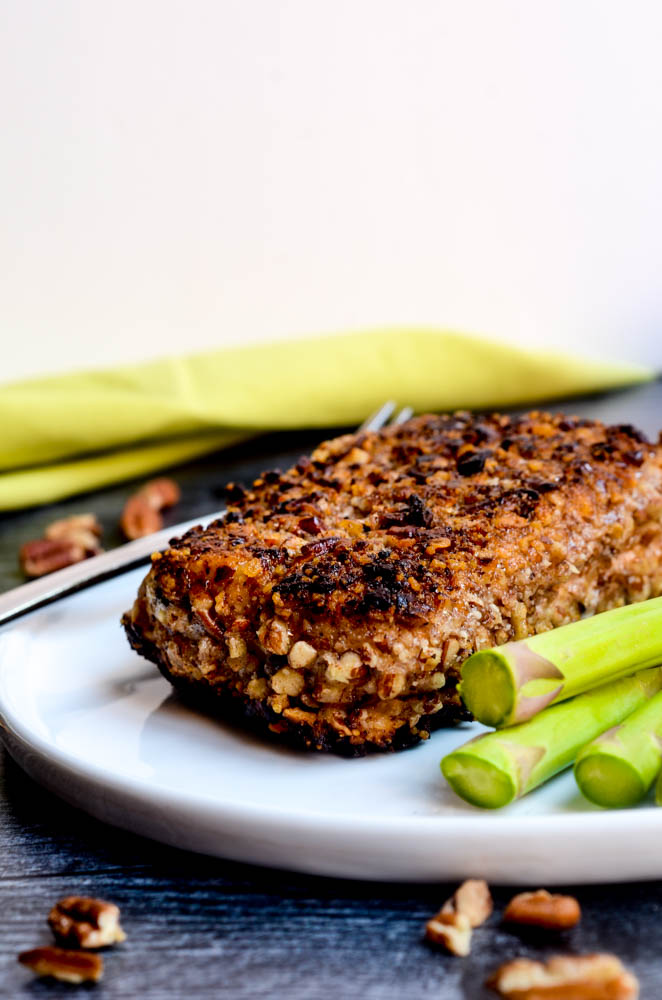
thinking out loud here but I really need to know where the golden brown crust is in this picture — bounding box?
[123,411,662,752]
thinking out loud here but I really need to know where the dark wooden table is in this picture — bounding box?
[2,383,662,999]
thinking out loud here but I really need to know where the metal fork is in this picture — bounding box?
[0,402,414,627]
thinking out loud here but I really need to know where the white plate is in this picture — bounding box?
[2,560,662,885]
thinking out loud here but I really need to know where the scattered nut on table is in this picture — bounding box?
[120,477,181,539]
[18,946,104,984]
[425,878,493,956]
[48,895,126,949]
[503,889,581,931]
[45,513,103,554]
[19,514,104,577]
[20,538,85,577]
[487,952,639,999]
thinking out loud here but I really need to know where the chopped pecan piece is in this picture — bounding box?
[441,878,493,928]
[487,952,639,999]
[262,617,292,655]
[18,946,103,984]
[425,878,492,956]
[121,477,181,539]
[48,895,126,948]
[504,889,581,930]
[426,917,472,957]
[288,640,317,669]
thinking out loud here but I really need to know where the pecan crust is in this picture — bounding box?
[123,411,662,752]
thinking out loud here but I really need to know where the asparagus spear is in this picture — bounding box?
[574,689,662,807]
[655,766,662,806]
[459,596,662,728]
[441,666,662,809]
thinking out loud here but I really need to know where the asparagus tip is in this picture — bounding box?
[441,751,517,809]
[459,650,516,728]
[575,753,648,809]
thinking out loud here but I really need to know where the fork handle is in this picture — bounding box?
[0,511,223,628]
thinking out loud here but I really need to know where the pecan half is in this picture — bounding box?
[18,946,103,984]
[48,896,126,948]
[20,538,87,578]
[20,513,104,578]
[487,952,639,999]
[425,878,492,956]
[121,477,181,539]
[45,514,103,555]
[504,889,581,930]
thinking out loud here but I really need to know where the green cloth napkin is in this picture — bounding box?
[0,329,651,511]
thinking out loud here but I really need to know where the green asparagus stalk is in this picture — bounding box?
[655,766,662,806]
[459,596,662,728]
[575,690,662,808]
[441,666,662,809]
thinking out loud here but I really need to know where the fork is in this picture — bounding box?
[0,403,414,627]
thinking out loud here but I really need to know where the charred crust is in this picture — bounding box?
[613,423,649,444]
[142,410,662,625]
[122,612,162,665]
[379,494,433,528]
[456,449,490,476]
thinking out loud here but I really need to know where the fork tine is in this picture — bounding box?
[358,400,397,433]
[390,406,414,426]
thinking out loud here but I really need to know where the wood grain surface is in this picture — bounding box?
[1,384,662,998]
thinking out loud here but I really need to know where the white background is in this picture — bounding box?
[2,0,661,382]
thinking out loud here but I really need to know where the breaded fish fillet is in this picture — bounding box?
[123,411,662,754]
